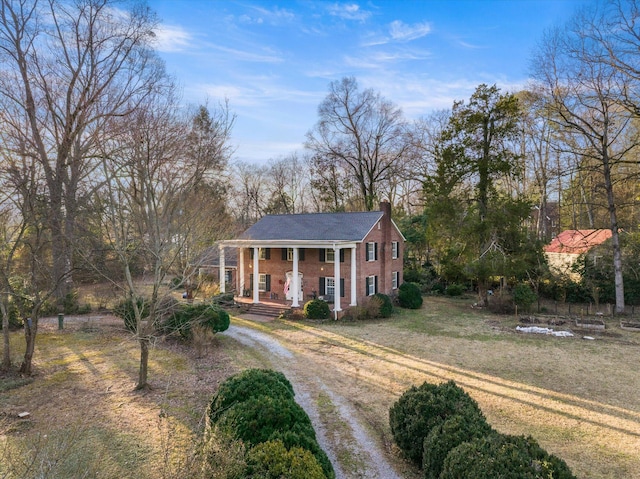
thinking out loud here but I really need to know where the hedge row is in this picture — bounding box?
[209,369,334,479]
[389,380,575,479]
[113,297,229,337]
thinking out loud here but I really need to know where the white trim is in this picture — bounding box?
[392,271,399,289]
[252,247,260,303]
[350,246,357,306]
[219,245,226,293]
[292,248,300,307]
[333,245,341,315]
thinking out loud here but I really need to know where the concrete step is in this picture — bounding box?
[247,303,287,318]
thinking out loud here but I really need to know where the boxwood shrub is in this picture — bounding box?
[246,439,326,479]
[165,302,230,339]
[209,369,294,423]
[440,433,576,479]
[209,369,335,479]
[304,299,330,320]
[388,380,485,467]
[397,282,423,309]
[422,412,493,479]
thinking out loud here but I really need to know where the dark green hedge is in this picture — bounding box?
[113,297,149,332]
[440,433,576,479]
[389,380,487,468]
[397,282,423,309]
[304,299,330,320]
[164,302,230,339]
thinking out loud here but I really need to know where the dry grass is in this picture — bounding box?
[249,295,640,479]
[1,294,639,478]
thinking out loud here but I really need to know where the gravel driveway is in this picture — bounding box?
[224,323,402,479]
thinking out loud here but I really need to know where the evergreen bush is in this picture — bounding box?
[422,412,493,479]
[513,283,537,312]
[445,283,465,296]
[373,293,393,317]
[397,282,423,309]
[113,296,149,332]
[388,380,485,467]
[304,299,330,320]
[165,302,230,339]
[440,433,576,479]
[246,439,326,479]
[209,369,294,423]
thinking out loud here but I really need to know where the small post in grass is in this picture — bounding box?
[58,313,64,330]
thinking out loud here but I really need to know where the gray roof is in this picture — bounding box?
[237,211,384,242]
[196,245,238,267]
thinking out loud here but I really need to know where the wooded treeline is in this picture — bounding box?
[2,0,640,382]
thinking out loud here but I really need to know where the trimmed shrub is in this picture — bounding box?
[246,439,326,479]
[440,433,576,479]
[397,282,423,309]
[165,302,230,339]
[217,395,333,478]
[209,369,295,423]
[445,283,466,296]
[304,299,330,320]
[389,380,485,468]
[373,293,393,318]
[422,413,493,479]
[113,296,149,332]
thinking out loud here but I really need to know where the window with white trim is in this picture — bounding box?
[258,248,267,260]
[225,270,232,283]
[287,248,294,261]
[392,241,399,259]
[366,242,376,261]
[325,277,335,297]
[392,271,399,289]
[366,275,376,296]
[325,249,335,263]
[258,273,267,292]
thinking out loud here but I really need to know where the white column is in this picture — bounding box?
[350,246,357,306]
[239,247,245,296]
[334,246,341,314]
[219,245,226,293]
[253,247,260,304]
[292,247,300,307]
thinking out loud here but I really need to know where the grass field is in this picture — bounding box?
[1,295,639,478]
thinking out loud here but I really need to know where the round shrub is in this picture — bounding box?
[304,299,330,320]
[422,412,493,479]
[373,293,393,318]
[445,283,466,296]
[397,282,423,309]
[440,433,576,479]
[209,369,295,423]
[246,439,326,479]
[217,395,334,479]
[217,395,316,447]
[389,380,485,468]
[166,302,230,339]
[113,296,149,332]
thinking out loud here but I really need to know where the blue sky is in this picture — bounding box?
[148,0,586,164]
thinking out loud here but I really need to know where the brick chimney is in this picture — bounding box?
[379,201,392,292]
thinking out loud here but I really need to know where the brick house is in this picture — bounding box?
[217,201,404,313]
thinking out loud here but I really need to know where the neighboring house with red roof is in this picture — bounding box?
[217,201,404,315]
[544,229,612,279]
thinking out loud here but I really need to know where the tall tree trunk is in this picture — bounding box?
[603,153,625,314]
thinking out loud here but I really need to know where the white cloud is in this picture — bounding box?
[152,24,193,52]
[389,20,432,42]
[327,3,372,22]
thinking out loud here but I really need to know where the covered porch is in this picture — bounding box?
[216,240,359,314]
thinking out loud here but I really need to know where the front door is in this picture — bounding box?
[284,271,304,301]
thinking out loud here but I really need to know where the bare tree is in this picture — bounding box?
[230,161,269,227]
[264,153,309,214]
[306,77,410,211]
[0,0,162,302]
[531,5,640,314]
[96,91,234,389]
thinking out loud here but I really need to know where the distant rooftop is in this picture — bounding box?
[544,229,612,254]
